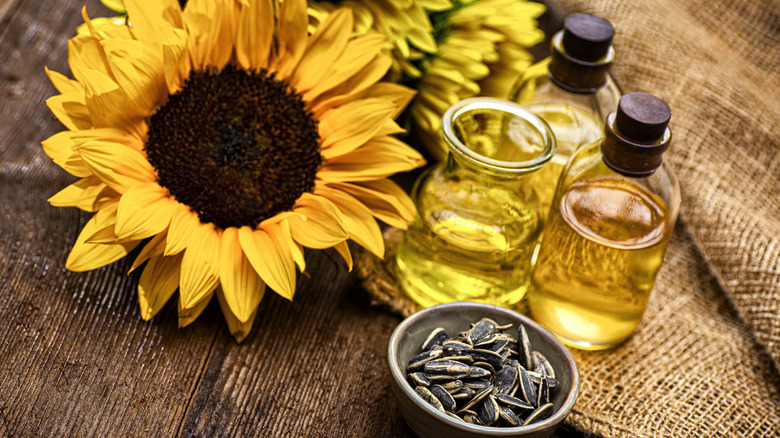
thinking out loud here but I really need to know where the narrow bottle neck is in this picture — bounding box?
[548,31,615,94]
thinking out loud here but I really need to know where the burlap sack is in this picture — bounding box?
[357,0,780,435]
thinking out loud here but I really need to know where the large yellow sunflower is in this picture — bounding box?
[43,0,425,342]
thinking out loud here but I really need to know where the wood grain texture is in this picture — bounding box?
[0,1,582,437]
[0,1,219,437]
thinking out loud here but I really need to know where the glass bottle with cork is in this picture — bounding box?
[529,92,680,350]
[395,98,556,309]
[510,13,621,214]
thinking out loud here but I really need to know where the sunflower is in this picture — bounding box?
[307,0,452,82]
[408,0,546,160]
[43,0,425,342]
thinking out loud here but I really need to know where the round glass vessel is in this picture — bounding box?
[395,98,556,309]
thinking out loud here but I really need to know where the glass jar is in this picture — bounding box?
[529,92,681,350]
[395,98,556,309]
[510,13,622,215]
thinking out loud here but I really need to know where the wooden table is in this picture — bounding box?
[0,1,581,436]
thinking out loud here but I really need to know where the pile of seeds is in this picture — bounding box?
[406,318,559,427]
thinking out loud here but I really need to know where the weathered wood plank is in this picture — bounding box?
[178,250,416,437]
[0,2,220,436]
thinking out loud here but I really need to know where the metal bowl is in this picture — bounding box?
[387,302,579,438]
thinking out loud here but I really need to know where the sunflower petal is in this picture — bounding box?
[273,0,308,79]
[314,185,384,258]
[81,68,145,136]
[130,229,169,272]
[101,38,166,115]
[178,291,213,327]
[291,7,352,92]
[66,213,140,272]
[237,224,296,301]
[302,33,387,102]
[318,136,425,182]
[319,99,397,159]
[76,140,156,193]
[138,252,183,320]
[46,93,92,132]
[183,0,234,70]
[333,240,353,271]
[115,183,175,240]
[328,180,416,229]
[165,203,199,256]
[311,55,393,115]
[41,131,92,177]
[67,35,112,85]
[124,0,183,43]
[236,0,273,70]
[179,224,221,309]
[45,66,83,94]
[216,287,260,343]
[48,176,118,212]
[287,193,349,249]
[219,227,266,323]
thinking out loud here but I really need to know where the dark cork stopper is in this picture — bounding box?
[615,92,672,141]
[562,13,615,61]
[548,13,616,93]
[602,93,673,177]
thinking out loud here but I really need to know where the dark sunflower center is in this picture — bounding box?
[144,66,321,230]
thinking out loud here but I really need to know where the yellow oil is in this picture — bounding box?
[395,178,542,309]
[525,103,602,215]
[529,176,671,350]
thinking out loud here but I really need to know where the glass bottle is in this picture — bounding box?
[510,13,622,214]
[395,98,556,309]
[529,92,680,350]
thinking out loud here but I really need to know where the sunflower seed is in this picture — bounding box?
[537,376,550,406]
[518,325,533,370]
[468,319,497,345]
[460,385,493,411]
[476,395,500,426]
[451,386,475,400]
[517,366,537,408]
[424,359,470,379]
[532,351,555,379]
[415,386,444,413]
[487,339,509,353]
[462,378,491,389]
[429,384,457,412]
[493,366,518,395]
[494,393,534,411]
[524,403,554,425]
[407,372,431,387]
[499,406,522,426]
[467,348,503,371]
[468,366,492,379]
[407,348,443,371]
[422,327,449,351]
[442,340,471,355]
[440,379,463,393]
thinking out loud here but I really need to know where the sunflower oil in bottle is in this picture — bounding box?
[510,13,621,214]
[529,92,680,350]
[395,98,556,309]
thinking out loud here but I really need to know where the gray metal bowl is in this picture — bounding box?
[387,302,579,438]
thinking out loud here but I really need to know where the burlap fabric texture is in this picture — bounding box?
[356,0,780,436]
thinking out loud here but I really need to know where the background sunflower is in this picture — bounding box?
[45,0,424,342]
